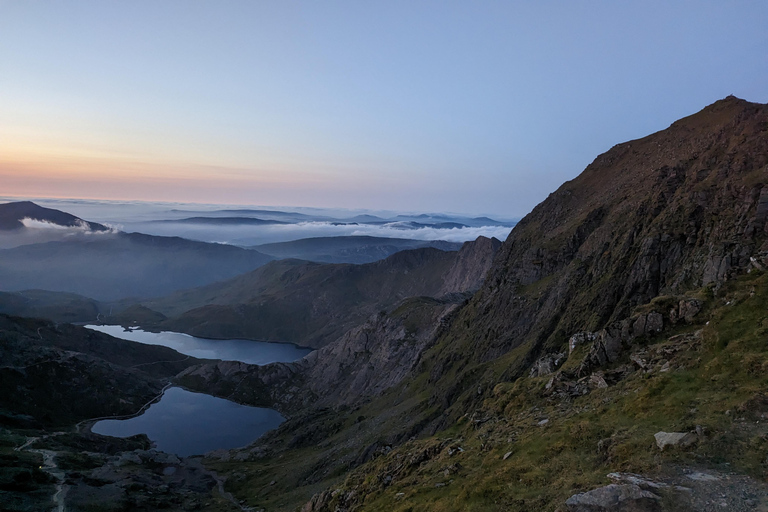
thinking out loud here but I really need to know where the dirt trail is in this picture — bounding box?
[16,435,68,512]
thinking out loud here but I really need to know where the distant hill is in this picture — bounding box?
[154,216,287,226]
[252,235,462,263]
[0,200,109,231]
[0,232,274,301]
[137,236,501,348]
[0,290,104,323]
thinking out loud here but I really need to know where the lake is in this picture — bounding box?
[85,324,312,364]
[86,325,309,456]
[92,387,284,456]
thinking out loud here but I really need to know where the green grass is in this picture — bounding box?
[277,271,768,511]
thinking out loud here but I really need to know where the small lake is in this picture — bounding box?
[85,324,312,364]
[92,387,284,456]
[85,326,308,455]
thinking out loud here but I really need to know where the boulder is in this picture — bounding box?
[529,352,566,377]
[678,299,701,323]
[565,483,662,511]
[115,451,142,466]
[570,332,597,354]
[654,431,697,451]
[645,312,663,334]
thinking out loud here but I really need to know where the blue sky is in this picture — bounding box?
[1,1,766,216]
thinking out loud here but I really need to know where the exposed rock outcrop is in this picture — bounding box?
[565,484,662,512]
[303,298,461,405]
[654,431,698,451]
[438,236,502,296]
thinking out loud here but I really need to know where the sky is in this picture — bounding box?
[1,1,767,218]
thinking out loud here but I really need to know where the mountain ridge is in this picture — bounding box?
[191,96,768,511]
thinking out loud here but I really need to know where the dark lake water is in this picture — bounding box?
[86,326,308,456]
[92,387,284,456]
[85,324,312,364]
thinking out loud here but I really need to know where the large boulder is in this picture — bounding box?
[654,431,697,451]
[565,483,662,512]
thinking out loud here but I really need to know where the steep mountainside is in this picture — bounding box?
[429,95,768,388]
[139,237,500,348]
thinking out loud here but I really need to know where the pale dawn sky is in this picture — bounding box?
[1,1,767,216]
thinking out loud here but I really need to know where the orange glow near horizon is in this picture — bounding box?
[0,148,394,208]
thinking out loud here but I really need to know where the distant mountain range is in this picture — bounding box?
[252,235,462,264]
[154,210,516,229]
[0,201,494,300]
[133,236,501,348]
[153,216,288,226]
[0,232,274,300]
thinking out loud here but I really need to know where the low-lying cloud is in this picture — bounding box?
[0,218,120,249]
[124,220,512,246]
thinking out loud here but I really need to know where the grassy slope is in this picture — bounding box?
[312,272,768,511]
[211,271,768,511]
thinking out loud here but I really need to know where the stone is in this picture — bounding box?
[152,452,181,465]
[590,372,609,389]
[678,299,701,323]
[684,472,719,482]
[606,473,665,490]
[645,312,663,334]
[654,431,697,451]
[529,352,566,377]
[632,316,647,338]
[570,332,597,354]
[115,452,142,466]
[565,483,662,511]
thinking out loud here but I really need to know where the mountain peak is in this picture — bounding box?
[0,201,109,231]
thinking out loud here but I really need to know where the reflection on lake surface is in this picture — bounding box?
[86,324,312,364]
[92,387,284,456]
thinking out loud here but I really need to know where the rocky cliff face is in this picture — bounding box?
[429,97,768,385]
[302,297,461,405]
[438,236,502,296]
